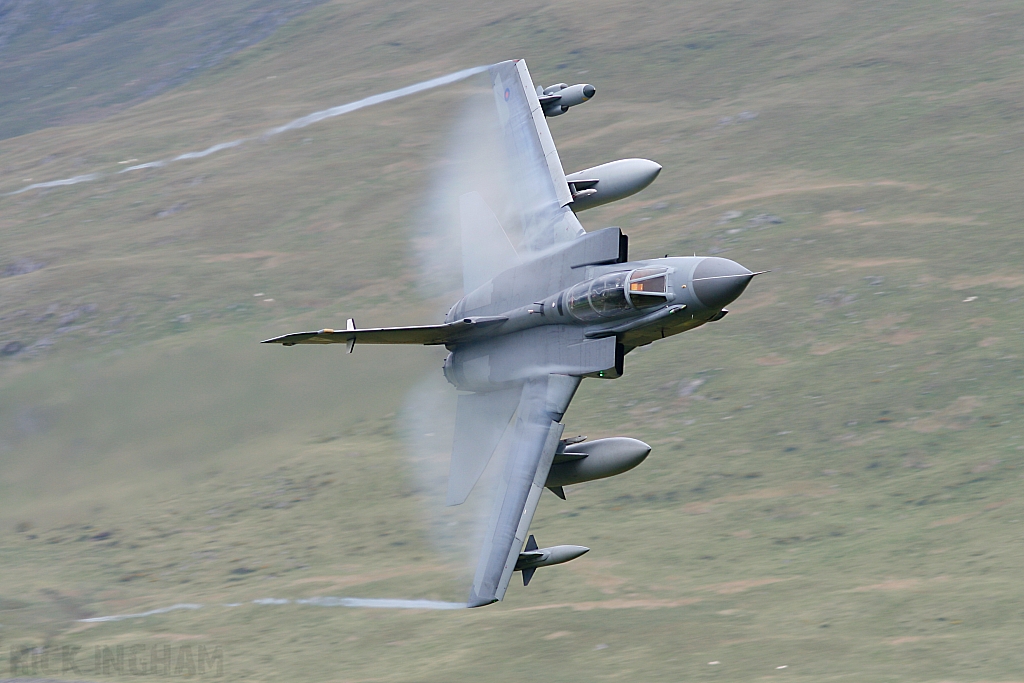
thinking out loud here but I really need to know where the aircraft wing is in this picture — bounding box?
[467,373,581,607]
[489,60,585,253]
[261,316,507,347]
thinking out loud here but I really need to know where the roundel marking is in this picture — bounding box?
[504,88,511,101]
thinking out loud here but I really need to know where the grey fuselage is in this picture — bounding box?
[444,255,754,358]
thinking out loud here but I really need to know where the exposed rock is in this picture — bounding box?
[716,111,758,126]
[746,213,784,228]
[2,258,45,277]
[678,378,706,398]
[156,202,187,218]
[716,210,743,224]
[1,341,24,356]
[816,290,857,307]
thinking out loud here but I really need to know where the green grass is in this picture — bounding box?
[2,0,1024,680]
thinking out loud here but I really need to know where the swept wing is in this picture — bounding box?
[260,316,506,347]
[489,59,585,253]
[460,61,594,606]
[468,374,580,607]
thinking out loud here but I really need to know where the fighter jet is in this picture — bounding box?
[263,59,759,607]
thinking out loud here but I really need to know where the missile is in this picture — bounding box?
[545,436,651,495]
[565,158,662,212]
[515,535,590,586]
[538,83,595,117]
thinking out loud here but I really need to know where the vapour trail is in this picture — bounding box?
[6,65,489,195]
[295,597,467,609]
[263,65,488,136]
[79,603,203,623]
[7,173,100,195]
[79,597,466,622]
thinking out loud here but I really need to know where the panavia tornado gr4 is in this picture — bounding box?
[264,59,760,607]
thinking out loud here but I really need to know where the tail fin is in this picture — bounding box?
[459,191,519,293]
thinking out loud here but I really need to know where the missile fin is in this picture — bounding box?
[346,318,356,353]
[548,486,566,500]
[524,534,538,552]
[522,567,536,586]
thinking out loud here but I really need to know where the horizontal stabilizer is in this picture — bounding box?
[262,316,507,347]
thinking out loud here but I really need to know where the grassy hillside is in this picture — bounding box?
[0,0,327,140]
[2,0,1024,681]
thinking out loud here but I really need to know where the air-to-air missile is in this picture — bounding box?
[514,534,590,586]
[538,82,596,117]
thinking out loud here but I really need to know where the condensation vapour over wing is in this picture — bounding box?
[401,374,482,596]
[401,372,517,599]
[5,65,489,196]
[410,84,519,300]
[402,79,541,595]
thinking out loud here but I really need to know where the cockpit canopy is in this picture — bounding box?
[566,267,670,322]
[628,268,668,297]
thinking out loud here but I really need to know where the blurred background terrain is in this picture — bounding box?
[1,0,1024,680]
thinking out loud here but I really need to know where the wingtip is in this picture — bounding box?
[261,336,298,345]
[466,591,499,608]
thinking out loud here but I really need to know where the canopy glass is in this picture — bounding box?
[566,267,669,322]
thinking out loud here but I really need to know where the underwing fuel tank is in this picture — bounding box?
[545,437,651,489]
[565,159,662,212]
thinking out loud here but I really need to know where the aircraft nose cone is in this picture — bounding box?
[691,257,754,310]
